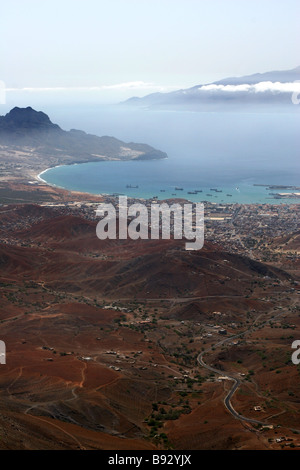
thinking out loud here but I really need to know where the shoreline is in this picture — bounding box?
[35,164,107,199]
[36,164,66,185]
[1,176,299,208]
[35,162,300,205]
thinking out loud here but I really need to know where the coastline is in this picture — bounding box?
[36,165,65,185]
[36,160,300,205]
[35,164,107,200]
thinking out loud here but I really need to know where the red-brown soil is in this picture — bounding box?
[0,203,299,450]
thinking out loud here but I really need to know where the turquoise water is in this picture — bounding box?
[41,160,300,204]
[41,107,300,204]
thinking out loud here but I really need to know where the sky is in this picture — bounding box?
[1,0,300,104]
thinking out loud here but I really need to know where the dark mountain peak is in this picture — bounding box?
[0,107,167,161]
[0,106,61,131]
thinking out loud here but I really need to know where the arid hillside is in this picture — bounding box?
[0,203,299,450]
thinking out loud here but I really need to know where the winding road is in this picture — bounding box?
[198,351,266,426]
[197,301,300,431]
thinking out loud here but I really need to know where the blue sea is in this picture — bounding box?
[40,105,300,204]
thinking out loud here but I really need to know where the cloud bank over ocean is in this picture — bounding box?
[6,81,300,95]
[2,82,180,106]
[5,82,179,94]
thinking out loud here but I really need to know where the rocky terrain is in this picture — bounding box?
[0,196,299,450]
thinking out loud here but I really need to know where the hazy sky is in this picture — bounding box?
[1,0,300,103]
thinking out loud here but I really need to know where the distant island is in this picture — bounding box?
[0,107,167,182]
[253,184,300,199]
[123,66,300,111]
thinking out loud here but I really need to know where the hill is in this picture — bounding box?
[0,202,299,449]
[0,107,167,181]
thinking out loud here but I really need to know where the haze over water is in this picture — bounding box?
[41,105,300,204]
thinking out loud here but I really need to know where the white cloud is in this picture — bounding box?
[101,81,160,90]
[199,81,300,93]
[5,81,178,93]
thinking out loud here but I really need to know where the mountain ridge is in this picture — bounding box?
[123,66,300,110]
[0,106,167,161]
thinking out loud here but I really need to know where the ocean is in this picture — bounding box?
[40,105,300,204]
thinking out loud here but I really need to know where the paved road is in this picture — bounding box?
[197,302,300,431]
[197,351,266,426]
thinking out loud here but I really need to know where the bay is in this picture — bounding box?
[41,106,300,204]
